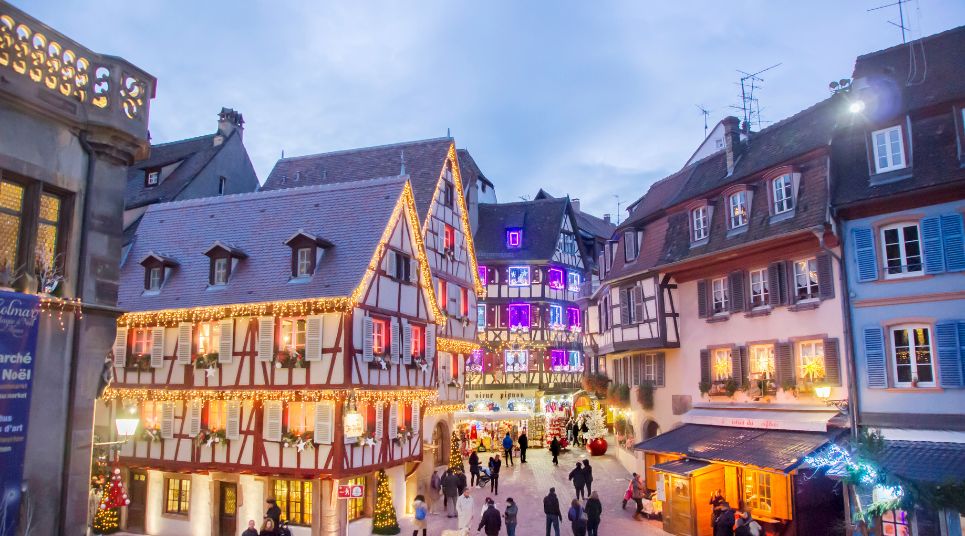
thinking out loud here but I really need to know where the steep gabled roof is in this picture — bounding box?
[474,198,570,262]
[262,137,453,219]
[457,149,493,192]
[119,176,408,312]
[125,133,227,209]
[530,189,616,240]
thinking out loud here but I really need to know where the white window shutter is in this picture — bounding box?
[176,323,193,365]
[256,316,275,361]
[425,327,436,361]
[263,400,282,441]
[150,327,165,368]
[390,318,401,363]
[375,404,384,441]
[218,319,234,363]
[440,356,450,383]
[226,400,241,440]
[362,316,374,362]
[314,401,334,444]
[402,321,412,365]
[305,315,324,361]
[388,402,399,439]
[113,327,128,367]
[187,400,202,437]
[411,402,420,434]
[160,402,175,439]
[409,257,418,283]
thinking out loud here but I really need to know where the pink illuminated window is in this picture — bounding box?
[468,349,484,372]
[478,265,487,283]
[506,228,522,248]
[567,307,581,331]
[508,304,531,331]
[551,349,567,371]
[548,267,565,290]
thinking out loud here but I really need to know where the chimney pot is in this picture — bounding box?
[572,198,581,213]
[604,214,611,224]
[217,107,245,140]
[722,116,742,175]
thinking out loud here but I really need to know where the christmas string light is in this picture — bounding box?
[101,386,438,406]
[425,403,465,416]
[372,469,401,534]
[39,296,83,330]
[437,337,480,354]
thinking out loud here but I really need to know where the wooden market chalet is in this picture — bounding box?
[102,176,447,535]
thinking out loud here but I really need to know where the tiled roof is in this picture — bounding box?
[651,458,711,476]
[457,149,492,191]
[125,133,226,209]
[119,176,407,312]
[622,163,701,228]
[261,137,453,220]
[474,198,569,262]
[531,189,616,240]
[635,424,838,473]
[876,440,965,484]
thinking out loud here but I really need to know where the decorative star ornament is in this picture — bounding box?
[379,360,387,370]
[205,367,217,378]
[296,439,306,452]
[419,363,428,373]
[365,437,377,447]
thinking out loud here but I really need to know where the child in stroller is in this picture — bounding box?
[476,465,492,488]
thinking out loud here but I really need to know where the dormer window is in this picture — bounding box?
[296,248,312,277]
[145,169,160,187]
[772,174,794,214]
[213,258,229,285]
[506,228,523,249]
[872,125,906,173]
[204,241,247,287]
[284,230,332,280]
[148,267,162,290]
[442,180,454,208]
[624,229,639,261]
[140,252,179,292]
[691,205,709,242]
[728,191,748,228]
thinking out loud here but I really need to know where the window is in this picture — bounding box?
[274,480,312,526]
[890,325,935,387]
[744,470,772,514]
[36,193,62,269]
[728,191,748,228]
[207,400,227,430]
[504,349,528,372]
[506,228,522,248]
[793,258,819,301]
[197,322,221,356]
[548,267,565,290]
[346,476,365,521]
[772,174,794,214]
[713,348,732,382]
[507,266,530,286]
[286,402,314,434]
[881,223,922,277]
[872,125,906,173]
[549,305,564,329]
[411,323,425,358]
[750,345,775,379]
[147,266,162,291]
[444,224,456,252]
[642,353,657,382]
[749,268,769,308]
[131,328,152,356]
[798,340,826,383]
[146,170,160,186]
[0,180,24,268]
[393,251,411,281]
[476,304,486,331]
[711,277,728,314]
[442,180,454,208]
[467,349,483,372]
[213,257,229,285]
[218,176,227,195]
[567,271,581,292]
[296,248,313,277]
[165,478,191,514]
[561,233,578,254]
[280,318,307,355]
[437,279,447,309]
[372,318,389,356]
[141,400,162,429]
[880,509,911,536]
[460,287,469,317]
[508,304,530,332]
[691,206,709,241]
[624,230,639,260]
[567,307,581,331]
[550,349,567,370]
[622,287,636,324]
[477,265,487,283]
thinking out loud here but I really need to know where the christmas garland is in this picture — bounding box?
[194,352,219,370]
[282,430,314,451]
[195,428,227,448]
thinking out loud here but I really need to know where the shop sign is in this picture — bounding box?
[337,484,365,499]
[344,411,364,437]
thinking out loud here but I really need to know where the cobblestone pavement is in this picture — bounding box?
[400,443,668,535]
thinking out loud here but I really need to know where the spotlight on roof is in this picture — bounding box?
[849,100,865,114]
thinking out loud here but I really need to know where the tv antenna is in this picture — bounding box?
[612,194,622,225]
[730,63,781,131]
[696,105,711,138]
[868,0,910,43]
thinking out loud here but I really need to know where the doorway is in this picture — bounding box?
[126,470,148,533]
[433,421,450,466]
[668,475,693,536]
[218,482,238,536]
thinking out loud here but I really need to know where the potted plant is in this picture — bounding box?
[637,381,655,410]
[274,347,306,369]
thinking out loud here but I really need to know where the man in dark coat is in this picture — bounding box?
[490,454,502,494]
[714,501,736,536]
[457,470,467,495]
[568,462,587,500]
[518,431,529,463]
[580,421,589,447]
[549,436,561,466]
[582,459,594,495]
[543,487,563,536]
[477,499,502,536]
[469,450,481,486]
[442,469,459,517]
[265,498,281,530]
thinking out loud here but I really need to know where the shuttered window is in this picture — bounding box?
[890,325,935,387]
[749,269,769,308]
[797,341,825,383]
[792,258,819,301]
[881,223,923,277]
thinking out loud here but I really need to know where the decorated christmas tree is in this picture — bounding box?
[92,468,130,534]
[582,408,607,442]
[546,416,568,449]
[448,430,464,473]
[372,469,401,535]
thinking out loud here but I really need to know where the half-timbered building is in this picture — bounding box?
[97,176,442,536]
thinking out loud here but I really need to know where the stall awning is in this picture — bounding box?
[875,440,965,484]
[652,458,711,476]
[635,424,841,473]
[681,405,842,432]
[454,410,533,422]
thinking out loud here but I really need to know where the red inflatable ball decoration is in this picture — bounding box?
[587,437,608,456]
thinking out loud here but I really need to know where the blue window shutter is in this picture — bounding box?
[936,321,963,388]
[921,216,946,274]
[851,228,878,282]
[959,322,965,385]
[940,214,965,272]
[863,327,887,388]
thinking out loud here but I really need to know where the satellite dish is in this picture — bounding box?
[829,81,839,90]
[839,79,850,87]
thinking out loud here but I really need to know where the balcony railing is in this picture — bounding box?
[0,3,154,140]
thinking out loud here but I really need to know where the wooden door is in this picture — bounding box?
[669,476,694,536]
[126,470,148,533]
[218,483,238,536]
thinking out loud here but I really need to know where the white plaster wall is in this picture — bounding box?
[238,475,264,531]
[189,474,213,536]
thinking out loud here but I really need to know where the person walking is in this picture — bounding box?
[430,470,440,512]
[442,469,459,517]
[411,494,428,536]
[582,460,593,495]
[710,489,725,532]
[456,487,476,531]
[585,491,602,536]
[518,430,529,463]
[568,462,587,500]
[265,498,281,530]
[502,432,515,466]
[490,454,502,494]
[580,421,589,447]
[567,498,588,536]
[457,469,467,495]
[714,501,736,536]
[631,473,647,520]
[469,450,481,486]
[544,487,563,536]
[504,497,519,536]
[477,498,502,536]
[550,436,561,466]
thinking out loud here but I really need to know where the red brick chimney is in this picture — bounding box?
[722,116,742,175]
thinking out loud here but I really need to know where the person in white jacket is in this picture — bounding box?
[455,487,476,530]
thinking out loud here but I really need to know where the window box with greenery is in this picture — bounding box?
[607,383,630,407]
[393,426,415,445]
[582,373,611,399]
[128,353,152,371]
[637,380,655,410]
[193,352,219,371]
[196,428,227,448]
[281,430,314,450]
[140,426,162,442]
[274,348,306,369]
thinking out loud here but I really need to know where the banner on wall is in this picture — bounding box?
[0,291,41,536]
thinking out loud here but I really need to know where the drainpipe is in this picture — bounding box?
[59,131,97,536]
[810,226,860,441]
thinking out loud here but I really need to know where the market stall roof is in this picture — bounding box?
[455,410,533,422]
[875,440,965,484]
[682,404,842,432]
[635,424,841,473]
[652,458,711,476]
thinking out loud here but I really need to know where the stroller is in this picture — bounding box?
[476,467,493,488]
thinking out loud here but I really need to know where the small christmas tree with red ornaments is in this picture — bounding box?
[92,468,130,534]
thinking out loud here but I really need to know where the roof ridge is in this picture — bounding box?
[856,24,965,62]
[479,197,567,209]
[746,96,835,141]
[277,137,453,163]
[146,175,407,214]
[148,131,218,148]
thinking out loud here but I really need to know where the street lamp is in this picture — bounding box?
[115,417,139,438]
[813,386,832,400]
[848,100,865,114]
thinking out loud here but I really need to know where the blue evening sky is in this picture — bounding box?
[20,1,965,221]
